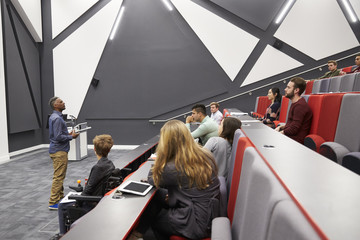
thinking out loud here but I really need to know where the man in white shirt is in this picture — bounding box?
[210,102,223,125]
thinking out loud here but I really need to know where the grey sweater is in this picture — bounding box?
[204,137,232,178]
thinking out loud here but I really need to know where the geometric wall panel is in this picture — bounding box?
[53,0,123,117]
[51,0,99,38]
[3,5,41,133]
[0,3,10,161]
[11,0,42,41]
[210,0,287,31]
[171,0,259,81]
[349,0,360,22]
[241,45,303,87]
[274,0,359,60]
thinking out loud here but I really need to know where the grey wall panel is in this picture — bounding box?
[78,0,229,120]
[210,0,287,30]
[3,4,40,134]
[11,7,42,124]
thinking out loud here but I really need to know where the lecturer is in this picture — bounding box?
[48,97,79,210]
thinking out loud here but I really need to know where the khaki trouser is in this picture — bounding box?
[49,151,68,205]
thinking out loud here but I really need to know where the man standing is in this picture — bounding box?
[186,104,218,145]
[209,102,223,125]
[275,77,312,144]
[319,60,342,79]
[48,97,79,210]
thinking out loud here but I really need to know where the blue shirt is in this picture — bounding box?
[49,110,73,154]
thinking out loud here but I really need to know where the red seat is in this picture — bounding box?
[273,96,289,127]
[304,93,344,152]
[305,80,314,94]
[227,138,253,224]
[253,96,271,118]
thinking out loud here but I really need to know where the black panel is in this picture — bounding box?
[79,0,229,120]
[3,3,40,133]
[210,0,287,30]
[11,6,42,124]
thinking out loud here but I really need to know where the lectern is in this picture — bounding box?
[68,122,92,161]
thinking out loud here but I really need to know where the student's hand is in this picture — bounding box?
[275,126,281,132]
[280,130,284,134]
[186,116,194,123]
[339,71,346,75]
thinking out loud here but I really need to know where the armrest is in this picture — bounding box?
[211,217,231,240]
[68,194,102,202]
[304,134,325,152]
[320,142,350,164]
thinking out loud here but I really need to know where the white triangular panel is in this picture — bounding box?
[51,0,99,38]
[11,0,42,42]
[274,0,359,60]
[349,0,360,21]
[171,0,259,81]
[241,45,302,87]
[53,0,123,117]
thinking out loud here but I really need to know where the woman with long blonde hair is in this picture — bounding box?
[129,120,220,240]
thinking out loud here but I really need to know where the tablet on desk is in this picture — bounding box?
[119,180,153,196]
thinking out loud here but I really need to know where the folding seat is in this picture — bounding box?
[266,199,322,240]
[319,78,331,93]
[305,95,324,137]
[353,72,360,91]
[253,96,271,118]
[342,152,360,175]
[213,147,291,240]
[304,93,344,152]
[328,76,342,92]
[341,65,358,73]
[304,80,314,94]
[339,74,356,92]
[319,93,360,164]
[226,129,245,194]
[311,80,321,94]
[273,96,290,127]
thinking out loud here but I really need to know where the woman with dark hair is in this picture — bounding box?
[204,117,242,178]
[128,120,220,240]
[262,87,281,128]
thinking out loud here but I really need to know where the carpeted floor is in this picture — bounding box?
[0,148,130,240]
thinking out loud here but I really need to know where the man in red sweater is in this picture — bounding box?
[275,77,313,144]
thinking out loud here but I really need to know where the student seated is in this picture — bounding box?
[54,134,115,239]
[185,104,219,145]
[128,120,220,240]
[204,117,242,178]
[261,87,281,128]
[275,77,313,144]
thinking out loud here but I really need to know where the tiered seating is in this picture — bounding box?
[273,96,290,127]
[252,96,271,118]
[319,93,360,164]
[304,93,344,152]
[211,134,322,240]
[310,72,360,94]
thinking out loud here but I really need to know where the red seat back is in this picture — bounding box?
[255,96,272,117]
[316,93,344,141]
[307,95,324,134]
[305,80,314,94]
[227,137,253,224]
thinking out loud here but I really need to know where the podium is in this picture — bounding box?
[68,122,92,161]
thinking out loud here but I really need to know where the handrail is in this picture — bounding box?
[149,53,358,124]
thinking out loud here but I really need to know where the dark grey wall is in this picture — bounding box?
[2,0,43,151]
[3,0,360,149]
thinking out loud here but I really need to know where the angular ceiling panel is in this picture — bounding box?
[171,0,259,81]
[53,0,123,117]
[51,0,99,38]
[11,0,42,41]
[274,0,359,60]
[241,45,302,87]
[210,0,286,31]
